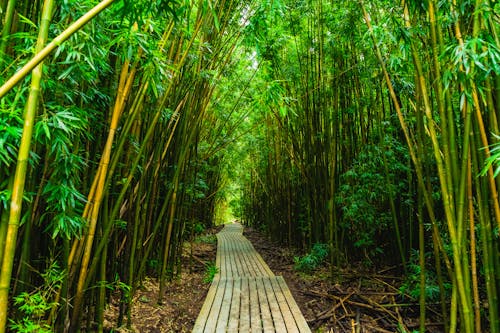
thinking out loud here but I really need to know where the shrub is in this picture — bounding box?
[294,243,329,273]
[203,261,219,283]
[9,263,64,333]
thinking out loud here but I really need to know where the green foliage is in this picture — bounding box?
[147,258,160,270]
[337,133,409,257]
[195,234,217,244]
[193,222,205,234]
[97,275,132,300]
[0,106,23,169]
[9,263,65,333]
[118,0,181,25]
[294,243,329,273]
[481,133,500,178]
[203,261,218,283]
[399,250,450,302]
[9,318,52,333]
[443,36,500,85]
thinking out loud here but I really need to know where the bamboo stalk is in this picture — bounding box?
[468,152,481,333]
[0,0,115,99]
[0,176,13,270]
[70,54,135,329]
[0,0,17,56]
[0,0,54,331]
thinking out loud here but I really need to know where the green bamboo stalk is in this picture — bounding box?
[414,31,475,333]
[402,3,474,330]
[467,154,481,333]
[361,8,458,329]
[471,125,500,333]
[81,103,181,305]
[158,176,179,302]
[0,176,13,270]
[382,140,406,272]
[417,189,426,333]
[0,0,115,99]
[96,224,107,333]
[126,176,144,327]
[0,0,17,57]
[360,0,443,255]
[0,0,54,331]
[428,0,458,198]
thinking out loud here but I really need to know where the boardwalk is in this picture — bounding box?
[193,223,311,333]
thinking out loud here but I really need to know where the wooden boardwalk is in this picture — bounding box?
[193,223,311,332]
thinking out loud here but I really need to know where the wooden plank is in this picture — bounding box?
[249,277,262,333]
[233,236,252,277]
[221,234,231,277]
[239,277,251,332]
[276,276,311,332]
[211,279,233,332]
[215,233,221,269]
[217,233,227,276]
[269,277,300,333]
[203,277,227,332]
[227,277,241,331]
[215,278,233,332]
[234,241,251,276]
[256,277,274,332]
[192,277,220,332]
[237,235,274,277]
[238,237,273,278]
[254,250,275,276]
[262,277,287,332]
[243,242,264,277]
[227,236,238,275]
[229,235,245,276]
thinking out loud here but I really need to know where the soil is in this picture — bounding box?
[104,225,442,332]
[243,226,443,333]
[102,230,219,332]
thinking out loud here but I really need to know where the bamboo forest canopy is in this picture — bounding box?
[0,0,500,332]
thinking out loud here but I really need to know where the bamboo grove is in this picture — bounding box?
[0,0,254,331]
[239,0,500,332]
[0,0,500,332]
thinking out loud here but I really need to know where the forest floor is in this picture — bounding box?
[104,225,441,332]
[243,227,443,333]
[103,228,220,332]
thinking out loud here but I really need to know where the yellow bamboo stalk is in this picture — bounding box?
[70,55,137,326]
[0,0,55,332]
[0,0,116,99]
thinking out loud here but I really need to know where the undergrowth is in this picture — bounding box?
[195,234,217,244]
[9,262,64,333]
[203,261,218,283]
[294,243,329,273]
